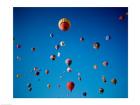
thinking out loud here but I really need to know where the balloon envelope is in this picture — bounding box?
[58,18,71,31]
[67,81,75,92]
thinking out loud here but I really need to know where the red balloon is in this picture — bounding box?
[67,81,75,92]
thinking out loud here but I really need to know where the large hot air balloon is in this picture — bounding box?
[58,18,71,31]
[67,81,75,92]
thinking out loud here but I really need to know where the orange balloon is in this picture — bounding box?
[67,81,75,92]
[58,18,71,31]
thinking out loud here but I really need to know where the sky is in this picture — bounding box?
[13,7,128,98]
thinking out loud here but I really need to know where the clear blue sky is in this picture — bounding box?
[13,7,128,98]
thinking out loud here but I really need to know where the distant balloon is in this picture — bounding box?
[67,67,72,72]
[111,78,117,85]
[27,83,32,92]
[65,58,72,66]
[45,70,49,75]
[16,44,21,48]
[102,61,108,67]
[78,76,82,81]
[60,41,65,46]
[16,56,21,61]
[67,81,75,92]
[119,15,125,21]
[50,55,56,60]
[93,42,100,49]
[99,88,104,94]
[105,35,111,41]
[31,47,36,52]
[28,87,32,92]
[77,72,81,76]
[27,83,32,88]
[16,74,22,78]
[35,71,40,76]
[93,64,98,70]
[102,75,107,83]
[57,52,61,57]
[47,83,51,89]
[80,37,84,42]
[34,67,39,71]
[83,92,87,96]
[55,45,60,50]
[58,18,71,31]
[50,33,54,38]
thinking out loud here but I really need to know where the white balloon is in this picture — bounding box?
[57,52,61,57]
[60,41,65,46]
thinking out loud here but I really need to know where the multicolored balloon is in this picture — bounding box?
[58,18,71,31]
[50,55,56,60]
[67,67,72,72]
[65,58,72,66]
[93,42,100,49]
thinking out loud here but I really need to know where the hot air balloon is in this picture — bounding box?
[16,74,22,78]
[16,44,21,48]
[102,61,108,67]
[83,92,87,96]
[111,78,117,85]
[102,75,107,83]
[28,87,32,92]
[65,58,72,66]
[80,37,84,42]
[47,83,51,89]
[67,81,75,92]
[93,42,100,49]
[99,88,104,94]
[35,71,40,76]
[105,35,111,41]
[77,72,81,76]
[33,67,38,71]
[57,52,61,57]
[16,56,21,61]
[31,47,36,52]
[27,83,32,88]
[50,55,56,60]
[60,41,65,46]
[119,15,125,21]
[93,64,98,70]
[27,83,32,92]
[58,18,71,31]
[78,76,82,81]
[45,70,49,75]
[67,67,72,72]
[50,33,54,38]
[55,45,60,50]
